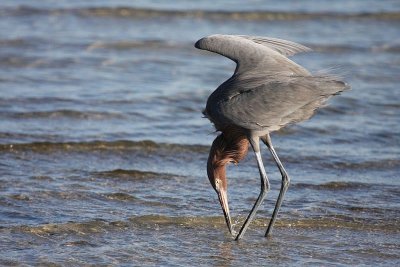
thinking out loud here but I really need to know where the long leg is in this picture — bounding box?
[261,134,290,237]
[235,136,270,240]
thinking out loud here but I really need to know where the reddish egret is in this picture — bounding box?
[195,34,348,240]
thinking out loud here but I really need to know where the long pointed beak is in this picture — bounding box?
[217,189,234,236]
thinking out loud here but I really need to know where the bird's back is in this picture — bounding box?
[205,74,347,133]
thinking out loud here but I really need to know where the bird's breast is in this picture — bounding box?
[204,94,231,132]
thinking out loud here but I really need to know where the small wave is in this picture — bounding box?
[56,8,400,21]
[376,102,400,109]
[286,152,400,171]
[321,159,400,170]
[0,96,82,106]
[0,55,82,69]
[371,43,400,53]
[4,190,97,202]
[86,39,187,52]
[274,217,399,232]
[95,169,176,180]
[62,240,98,247]
[294,181,372,191]
[310,44,400,54]
[15,219,111,236]
[2,37,398,58]
[8,194,31,201]
[3,6,400,21]
[0,140,208,153]
[1,39,398,65]
[103,192,138,201]
[0,38,31,48]
[345,206,397,216]
[0,55,45,68]
[8,213,397,237]
[8,110,125,120]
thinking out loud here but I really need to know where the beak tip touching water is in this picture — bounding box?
[217,189,235,236]
[225,214,234,236]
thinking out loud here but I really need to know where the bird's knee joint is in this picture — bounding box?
[261,182,270,192]
[259,189,268,199]
[282,178,290,189]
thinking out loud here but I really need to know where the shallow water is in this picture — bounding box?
[0,0,399,266]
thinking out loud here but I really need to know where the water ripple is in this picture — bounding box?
[3,6,399,21]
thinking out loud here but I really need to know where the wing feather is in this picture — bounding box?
[236,35,312,57]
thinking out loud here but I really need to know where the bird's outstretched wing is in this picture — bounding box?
[196,34,349,132]
[195,34,311,75]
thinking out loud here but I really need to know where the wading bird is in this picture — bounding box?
[195,34,348,240]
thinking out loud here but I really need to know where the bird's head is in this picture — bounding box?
[207,133,249,236]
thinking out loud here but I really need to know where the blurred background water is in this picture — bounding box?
[0,0,399,266]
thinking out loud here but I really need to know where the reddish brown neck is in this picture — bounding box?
[207,130,249,190]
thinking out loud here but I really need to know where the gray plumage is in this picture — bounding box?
[196,34,347,133]
[195,34,349,240]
